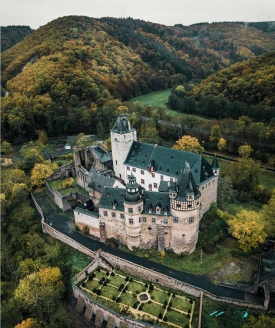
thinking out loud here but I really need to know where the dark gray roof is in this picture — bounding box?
[111,114,136,134]
[91,145,112,163]
[259,251,275,282]
[88,169,117,193]
[125,141,214,185]
[75,200,98,218]
[143,191,171,216]
[175,162,200,201]
[98,187,126,211]
[212,155,219,169]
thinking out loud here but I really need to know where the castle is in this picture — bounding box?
[73,114,219,254]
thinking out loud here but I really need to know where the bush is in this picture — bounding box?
[97,268,100,272]
[125,277,129,281]
[102,277,105,282]
[151,295,155,300]
[106,271,109,276]
[112,295,116,301]
[158,313,162,319]
[188,308,191,313]
[163,316,168,322]
[103,281,107,286]
[96,289,101,295]
[116,297,121,303]
[133,303,138,309]
[92,288,97,293]
[83,225,89,235]
[74,224,80,231]
[111,272,115,276]
[129,277,133,282]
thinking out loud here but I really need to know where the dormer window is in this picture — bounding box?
[148,205,153,214]
[156,206,161,214]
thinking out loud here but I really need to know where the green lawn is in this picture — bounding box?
[149,288,170,304]
[171,296,192,312]
[126,281,145,293]
[119,292,137,307]
[129,89,172,109]
[141,302,164,318]
[165,309,190,327]
[81,267,195,327]
[100,285,120,299]
[108,274,126,287]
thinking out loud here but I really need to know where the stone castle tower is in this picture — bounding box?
[111,114,137,181]
[169,162,201,254]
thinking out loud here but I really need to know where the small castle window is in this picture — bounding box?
[143,217,147,222]
[154,183,158,189]
[103,211,108,216]
[148,227,152,230]
[152,218,156,223]
[141,170,144,175]
[138,206,141,212]
[189,217,194,224]
[116,160,117,165]
[127,166,130,171]
[133,167,136,172]
[170,178,173,182]
[129,219,133,224]
[112,212,116,218]
[139,217,141,223]
[141,179,145,185]
[120,214,125,219]
[173,217,178,223]
[152,173,155,178]
[160,175,163,180]
[164,219,168,224]
[107,192,110,196]
[177,204,181,208]
[128,208,133,213]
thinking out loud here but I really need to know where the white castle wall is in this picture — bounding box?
[75,211,100,238]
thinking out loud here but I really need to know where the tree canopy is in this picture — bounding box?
[172,135,204,153]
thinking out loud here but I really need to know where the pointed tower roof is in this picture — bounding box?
[211,154,219,170]
[124,173,142,203]
[111,114,135,134]
[176,161,200,200]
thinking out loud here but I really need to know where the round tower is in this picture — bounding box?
[111,114,137,181]
[169,162,201,254]
[123,174,143,249]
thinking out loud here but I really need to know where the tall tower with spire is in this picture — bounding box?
[111,114,137,181]
[169,162,201,254]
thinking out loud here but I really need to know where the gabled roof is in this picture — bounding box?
[91,145,112,163]
[212,155,219,169]
[98,187,126,211]
[143,191,171,215]
[111,114,136,134]
[176,162,200,201]
[88,169,117,193]
[124,141,214,185]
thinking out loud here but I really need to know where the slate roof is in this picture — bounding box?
[259,251,275,283]
[111,114,136,134]
[88,169,117,193]
[143,191,171,215]
[98,187,126,211]
[125,141,214,185]
[175,162,200,201]
[91,145,112,163]
[212,155,219,169]
[75,199,99,218]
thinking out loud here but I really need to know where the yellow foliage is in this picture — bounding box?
[172,135,204,153]
[228,210,267,252]
[15,318,40,328]
[31,163,53,187]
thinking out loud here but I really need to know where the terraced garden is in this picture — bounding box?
[79,267,196,328]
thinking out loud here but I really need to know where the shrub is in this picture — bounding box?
[83,225,90,235]
[187,314,190,318]
[106,271,109,276]
[129,278,133,282]
[102,277,105,281]
[82,282,85,287]
[74,224,80,231]
[96,289,101,295]
[120,284,124,289]
[148,300,152,304]
[189,299,192,304]
[97,268,100,272]
[103,281,107,286]
[99,280,103,285]
[135,290,139,294]
[112,295,116,301]
[158,313,162,319]
[92,288,97,293]
[163,316,168,322]
[116,297,121,303]
[125,277,129,281]
[188,308,191,314]
[111,272,115,276]
[151,295,155,300]
[122,289,126,293]
[133,303,137,309]
[164,300,168,306]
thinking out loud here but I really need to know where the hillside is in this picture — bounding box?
[1,16,275,141]
[190,51,275,106]
[1,26,34,52]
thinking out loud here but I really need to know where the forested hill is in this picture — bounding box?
[1,26,34,52]
[1,16,275,141]
[189,51,275,107]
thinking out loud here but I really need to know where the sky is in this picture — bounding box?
[1,0,275,29]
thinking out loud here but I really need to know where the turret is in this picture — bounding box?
[111,114,137,181]
[211,155,219,177]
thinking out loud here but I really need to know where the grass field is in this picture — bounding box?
[80,267,196,328]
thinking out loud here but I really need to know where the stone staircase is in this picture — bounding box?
[157,225,165,252]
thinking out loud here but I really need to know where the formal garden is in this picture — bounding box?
[78,267,196,328]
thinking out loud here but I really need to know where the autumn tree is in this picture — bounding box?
[140,119,159,144]
[238,144,253,158]
[36,130,48,145]
[228,210,267,252]
[31,163,53,187]
[172,135,204,153]
[242,315,275,328]
[217,137,226,152]
[1,140,12,154]
[15,318,40,328]
[209,125,221,148]
[15,267,65,323]
[261,189,275,237]
[75,133,94,148]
